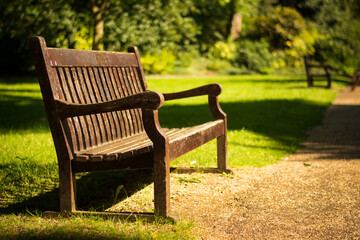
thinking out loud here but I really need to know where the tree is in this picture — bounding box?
[253,6,306,50]
[103,0,198,53]
[90,0,110,50]
[0,0,80,73]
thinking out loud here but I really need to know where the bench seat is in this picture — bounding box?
[72,120,224,172]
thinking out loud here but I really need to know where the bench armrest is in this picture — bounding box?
[162,84,222,101]
[55,91,164,118]
[162,83,226,120]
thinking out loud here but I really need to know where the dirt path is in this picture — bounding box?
[170,87,360,239]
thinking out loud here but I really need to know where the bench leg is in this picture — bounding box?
[307,76,313,88]
[59,167,76,212]
[153,148,170,217]
[217,133,228,171]
[326,69,331,89]
[351,74,360,91]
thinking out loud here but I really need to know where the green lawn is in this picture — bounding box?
[0,74,348,239]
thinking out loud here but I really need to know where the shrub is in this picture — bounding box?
[254,6,306,50]
[175,47,200,68]
[235,39,274,74]
[141,50,176,75]
[206,58,232,71]
[313,38,359,75]
[208,41,236,61]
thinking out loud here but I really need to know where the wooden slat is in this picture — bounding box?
[119,67,135,135]
[99,67,119,140]
[126,67,143,133]
[71,151,154,173]
[113,67,131,137]
[75,132,150,156]
[81,67,102,146]
[76,67,96,147]
[103,67,122,139]
[55,68,77,151]
[48,48,138,67]
[131,67,145,132]
[70,67,91,149]
[56,67,82,151]
[92,67,112,143]
[168,120,224,160]
[108,67,127,138]
[86,67,108,144]
[73,120,224,163]
[64,67,87,151]
[97,67,117,141]
[121,67,138,135]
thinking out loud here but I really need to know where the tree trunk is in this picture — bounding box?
[91,0,109,50]
[227,0,242,40]
[230,13,242,40]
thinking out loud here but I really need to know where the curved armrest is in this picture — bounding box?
[163,83,222,101]
[55,91,164,118]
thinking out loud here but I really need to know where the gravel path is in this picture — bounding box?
[170,87,360,239]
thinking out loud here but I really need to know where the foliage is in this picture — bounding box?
[253,6,306,50]
[313,37,360,75]
[208,41,236,61]
[235,39,274,74]
[0,0,82,73]
[104,0,198,54]
[190,0,245,52]
[141,50,176,75]
[205,58,232,72]
[1,0,360,74]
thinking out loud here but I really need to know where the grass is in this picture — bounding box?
[0,74,348,239]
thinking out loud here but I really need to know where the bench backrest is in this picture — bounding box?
[31,37,148,154]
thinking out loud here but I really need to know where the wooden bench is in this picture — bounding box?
[30,36,230,218]
[304,55,332,88]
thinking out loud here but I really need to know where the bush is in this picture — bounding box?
[313,38,360,75]
[207,41,236,61]
[206,58,232,71]
[141,50,176,75]
[235,39,274,74]
[175,47,200,68]
[253,6,306,50]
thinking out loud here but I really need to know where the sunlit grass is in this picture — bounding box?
[0,214,197,240]
[0,74,347,238]
[147,75,345,167]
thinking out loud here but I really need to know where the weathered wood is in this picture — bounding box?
[168,120,224,160]
[55,91,164,118]
[163,83,222,101]
[208,95,228,170]
[48,48,138,67]
[304,55,332,88]
[30,36,229,218]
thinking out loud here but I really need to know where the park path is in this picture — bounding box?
[169,86,360,239]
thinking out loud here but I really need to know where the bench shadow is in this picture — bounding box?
[0,92,48,132]
[0,169,154,214]
[159,98,328,146]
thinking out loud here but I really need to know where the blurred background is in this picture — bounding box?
[1,0,360,76]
